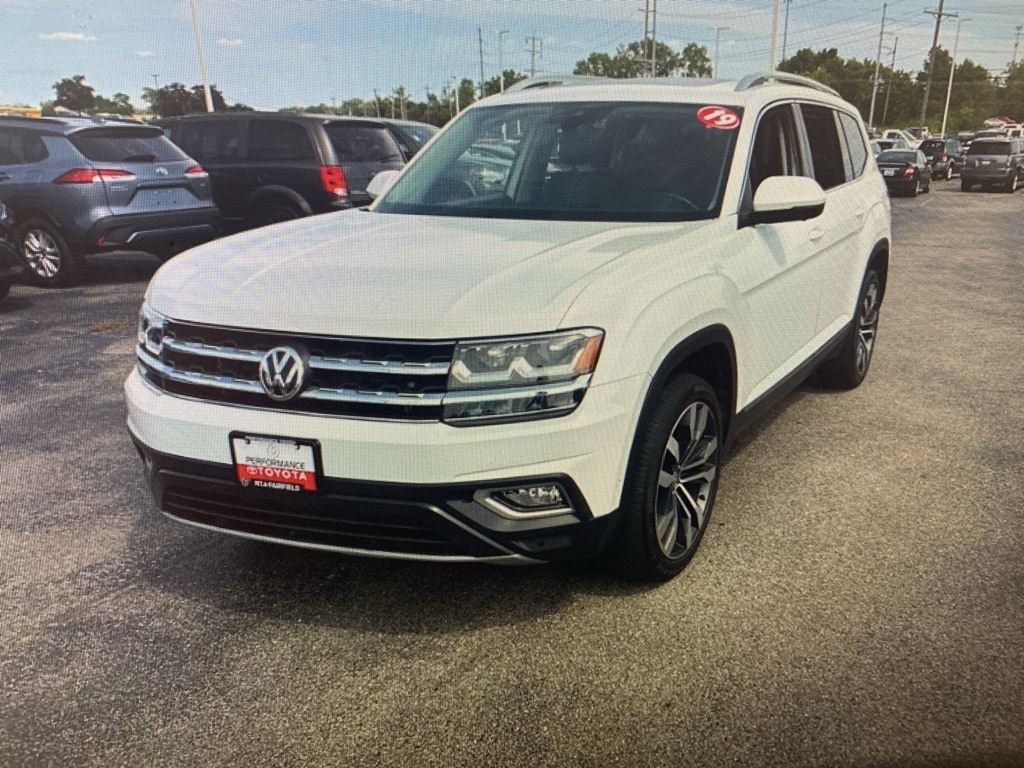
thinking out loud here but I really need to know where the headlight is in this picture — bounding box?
[442,328,603,425]
[137,302,166,357]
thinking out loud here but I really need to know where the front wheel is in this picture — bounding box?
[612,375,722,582]
[18,218,81,287]
[817,268,881,390]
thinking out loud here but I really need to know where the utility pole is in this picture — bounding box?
[781,0,793,65]
[650,0,658,76]
[920,1,955,126]
[868,3,887,130]
[526,36,543,77]
[882,36,898,126]
[1013,25,1022,66]
[714,27,729,78]
[941,16,967,139]
[498,30,510,92]
[151,74,160,90]
[188,0,214,112]
[769,0,780,70]
[478,28,485,99]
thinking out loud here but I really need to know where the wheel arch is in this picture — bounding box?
[868,238,890,302]
[245,185,314,219]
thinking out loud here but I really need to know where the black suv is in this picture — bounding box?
[0,115,219,285]
[918,137,964,180]
[157,112,429,229]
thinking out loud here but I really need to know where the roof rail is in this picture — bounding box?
[735,71,840,98]
[502,74,621,94]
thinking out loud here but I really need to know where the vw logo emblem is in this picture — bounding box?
[155,166,169,176]
[258,346,306,401]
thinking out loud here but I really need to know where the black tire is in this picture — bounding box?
[944,165,952,181]
[817,268,882,390]
[910,180,919,197]
[18,218,81,287]
[1007,172,1019,193]
[922,178,930,193]
[0,281,10,301]
[611,374,722,582]
[961,180,972,192]
[253,200,303,228]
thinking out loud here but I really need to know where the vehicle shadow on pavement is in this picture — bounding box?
[125,511,652,636]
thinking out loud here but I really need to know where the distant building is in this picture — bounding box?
[0,105,41,118]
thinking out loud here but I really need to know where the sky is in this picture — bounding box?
[1,0,1022,112]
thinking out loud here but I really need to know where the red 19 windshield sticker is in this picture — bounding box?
[697,106,741,130]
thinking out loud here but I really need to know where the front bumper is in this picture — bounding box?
[125,369,644,563]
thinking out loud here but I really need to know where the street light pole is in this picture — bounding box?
[714,27,729,78]
[768,0,781,70]
[498,30,510,93]
[188,0,214,112]
[941,16,967,139]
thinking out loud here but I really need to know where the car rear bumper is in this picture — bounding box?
[84,207,221,255]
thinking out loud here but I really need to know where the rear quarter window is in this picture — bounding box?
[178,119,244,162]
[0,128,49,165]
[69,128,185,163]
[326,124,403,163]
[248,120,316,162]
[837,111,868,180]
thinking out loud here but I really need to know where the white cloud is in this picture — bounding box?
[135,50,154,58]
[39,31,97,42]
[217,38,244,46]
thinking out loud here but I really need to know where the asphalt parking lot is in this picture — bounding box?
[1,180,1022,767]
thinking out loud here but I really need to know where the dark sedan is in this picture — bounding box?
[876,149,932,196]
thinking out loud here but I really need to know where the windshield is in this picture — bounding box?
[374,101,741,222]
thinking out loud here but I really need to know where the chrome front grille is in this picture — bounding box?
[138,320,455,420]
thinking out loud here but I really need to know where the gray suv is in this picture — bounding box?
[0,115,219,285]
[960,137,1024,192]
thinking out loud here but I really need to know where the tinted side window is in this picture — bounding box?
[837,112,867,180]
[748,105,803,195]
[325,124,403,163]
[178,120,244,163]
[248,120,315,162]
[800,104,846,190]
[0,128,50,165]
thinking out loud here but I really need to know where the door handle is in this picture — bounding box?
[809,228,824,242]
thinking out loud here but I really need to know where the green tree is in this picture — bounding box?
[142,83,229,117]
[994,60,1024,121]
[93,92,134,116]
[483,69,528,96]
[53,75,96,112]
[574,40,710,78]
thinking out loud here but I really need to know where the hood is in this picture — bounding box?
[148,211,711,339]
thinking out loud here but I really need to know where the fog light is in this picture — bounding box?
[477,483,575,519]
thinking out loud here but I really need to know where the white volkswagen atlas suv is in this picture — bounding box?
[126,72,891,581]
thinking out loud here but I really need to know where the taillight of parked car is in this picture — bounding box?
[319,165,348,198]
[903,165,915,178]
[184,165,207,178]
[53,168,135,184]
[941,153,948,162]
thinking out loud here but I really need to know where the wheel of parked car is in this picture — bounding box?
[612,374,722,582]
[944,165,953,181]
[1007,172,1020,193]
[817,268,881,390]
[254,199,304,227]
[18,218,81,287]
[961,180,972,192]
[0,281,10,301]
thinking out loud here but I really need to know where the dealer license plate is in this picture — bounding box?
[230,434,319,492]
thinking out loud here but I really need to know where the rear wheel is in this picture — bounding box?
[0,281,10,301]
[612,374,722,582]
[817,268,881,390]
[961,180,972,192]
[18,218,81,287]
[253,199,304,228]
[1007,172,1020,193]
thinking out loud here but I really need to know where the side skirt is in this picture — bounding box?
[727,323,850,448]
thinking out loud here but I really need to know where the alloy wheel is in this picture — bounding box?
[855,279,881,378]
[654,401,719,558]
[23,228,63,278]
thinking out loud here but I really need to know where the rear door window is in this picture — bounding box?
[799,104,846,190]
[178,120,244,163]
[248,120,316,162]
[69,128,185,163]
[0,128,49,165]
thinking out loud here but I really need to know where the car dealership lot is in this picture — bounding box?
[2,182,1022,767]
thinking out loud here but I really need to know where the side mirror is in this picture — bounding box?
[366,169,401,201]
[742,176,825,228]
